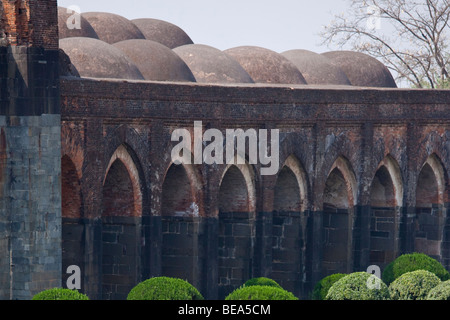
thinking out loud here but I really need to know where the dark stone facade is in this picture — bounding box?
[2,0,450,301]
[59,78,450,300]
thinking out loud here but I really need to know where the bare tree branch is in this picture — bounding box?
[321,0,450,88]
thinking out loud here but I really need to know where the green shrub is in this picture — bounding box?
[243,277,282,289]
[382,253,450,286]
[311,273,346,300]
[389,270,441,300]
[427,280,450,300]
[225,285,298,300]
[325,272,390,300]
[32,288,89,300]
[127,277,204,300]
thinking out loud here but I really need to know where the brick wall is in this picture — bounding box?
[1,0,58,49]
[60,77,450,299]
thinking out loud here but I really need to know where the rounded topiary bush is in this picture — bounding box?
[389,270,441,300]
[225,285,298,300]
[311,273,346,300]
[325,272,390,300]
[382,253,450,286]
[427,280,450,300]
[32,288,89,300]
[127,277,204,300]
[243,277,282,289]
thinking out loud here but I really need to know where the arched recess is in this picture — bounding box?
[61,154,85,292]
[101,144,143,300]
[369,156,403,268]
[322,156,357,277]
[271,155,308,297]
[415,154,446,261]
[161,162,203,287]
[217,159,256,299]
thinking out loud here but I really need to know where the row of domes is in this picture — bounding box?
[58,7,397,88]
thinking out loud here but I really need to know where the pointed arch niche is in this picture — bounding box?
[369,156,403,268]
[415,154,446,261]
[101,144,143,300]
[271,155,308,297]
[217,159,256,299]
[321,157,357,276]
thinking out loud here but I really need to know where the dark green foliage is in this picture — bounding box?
[32,288,89,300]
[243,277,282,289]
[382,253,450,286]
[389,270,441,300]
[311,273,346,300]
[126,277,204,300]
[427,280,450,300]
[325,272,390,300]
[225,285,298,300]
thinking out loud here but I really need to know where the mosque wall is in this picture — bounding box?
[60,77,450,299]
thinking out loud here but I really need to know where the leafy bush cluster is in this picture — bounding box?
[225,277,297,300]
[388,270,441,300]
[314,252,450,300]
[427,280,450,300]
[382,252,450,285]
[32,276,298,301]
[34,252,450,301]
[242,277,282,289]
[32,288,89,300]
[225,285,298,300]
[311,273,346,300]
[325,272,390,300]
[126,277,204,300]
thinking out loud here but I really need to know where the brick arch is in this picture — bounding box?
[217,156,256,299]
[321,156,357,276]
[271,154,307,296]
[160,161,204,285]
[61,154,85,292]
[317,131,361,210]
[369,155,403,268]
[103,144,142,217]
[61,154,83,218]
[218,158,256,215]
[274,154,309,212]
[324,156,358,209]
[414,153,447,261]
[101,144,143,299]
[418,154,447,205]
[160,145,204,216]
[372,155,404,207]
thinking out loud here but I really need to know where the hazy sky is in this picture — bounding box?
[57,0,350,54]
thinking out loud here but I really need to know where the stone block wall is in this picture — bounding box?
[0,114,61,299]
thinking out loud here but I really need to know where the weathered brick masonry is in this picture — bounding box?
[1,0,450,300]
[60,78,450,299]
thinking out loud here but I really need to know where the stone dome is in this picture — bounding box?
[321,51,397,88]
[81,12,145,44]
[173,44,254,84]
[131,18,193,49]
[58,7,99,39]
[113,39,196,82]
[59,37,144,80]
[224,46,307,85]
[282,49,351,86]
